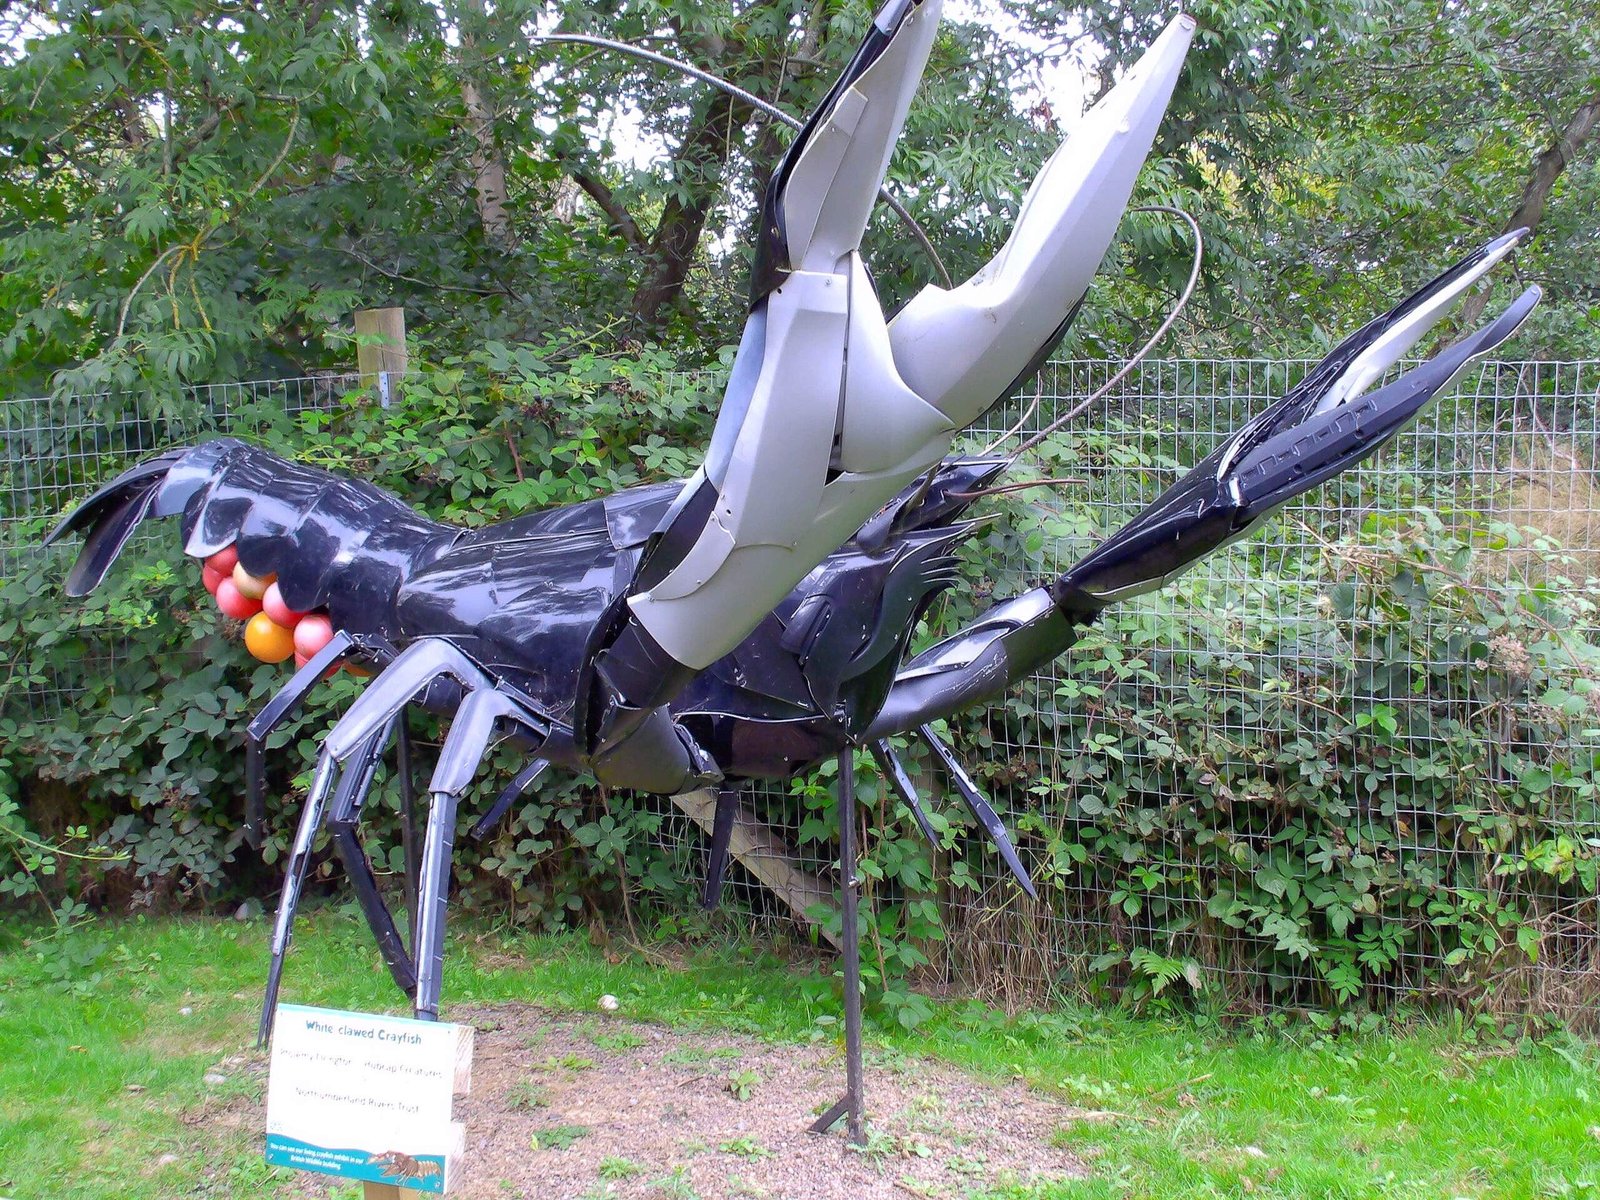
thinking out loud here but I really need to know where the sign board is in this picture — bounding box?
[265,1005,473,1194]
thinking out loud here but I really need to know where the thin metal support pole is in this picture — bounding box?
[396,719,421,939]
[808,749,866,1145]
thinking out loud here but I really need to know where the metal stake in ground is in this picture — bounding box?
[809,748,866,1146]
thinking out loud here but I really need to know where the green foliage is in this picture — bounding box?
[911,415,1600,1015]
[723,1067,760,1101]
[530,1123,590,1151]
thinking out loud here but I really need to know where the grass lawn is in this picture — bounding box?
[0,912,1596,1199]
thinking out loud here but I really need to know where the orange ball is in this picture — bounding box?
[232,563,273,600]
[244,612,296,664]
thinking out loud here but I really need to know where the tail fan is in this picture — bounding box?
[45,450,186,596]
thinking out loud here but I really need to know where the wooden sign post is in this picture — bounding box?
[354,307,408,406]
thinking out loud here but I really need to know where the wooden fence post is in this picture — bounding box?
[355,307,408,405]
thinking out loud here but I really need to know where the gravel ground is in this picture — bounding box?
[248,1001,1092,1199]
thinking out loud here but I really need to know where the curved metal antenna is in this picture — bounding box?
[531,32,952,289]
[995,204,1205,456]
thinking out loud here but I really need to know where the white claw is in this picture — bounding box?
[1312,229,1527,415]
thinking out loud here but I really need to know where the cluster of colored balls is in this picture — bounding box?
[199,545,339,670]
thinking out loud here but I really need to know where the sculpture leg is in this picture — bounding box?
[326,716,417,998]
[468,757,549,842]
[397,718,421,935]
[918,725,1035,899]
[259,751,341,1044]
[244,629,355,847]
[870,739,941,851]
[701,787,740,910]
[412,788,459,1022]
[409,686,542,1020]
[809,750,866,1146]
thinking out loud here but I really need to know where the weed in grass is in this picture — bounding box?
[225,1154,289,1187]
[592,1026,645,1051]
[537,1052,596,1074]
[718,1136,770,1159]
[724,1068,760,1101]
[598,1155,643,1180]
[505,1079,549,1111]
[848,1127,896,1163]
[531,1124,590,1151]
[663,1044,741,1066]
[947,1151,988,1177]
[648,1163,701,1199]
[728,1175,769,1198]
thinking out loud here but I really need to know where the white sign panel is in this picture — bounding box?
[265,1004,473,1193]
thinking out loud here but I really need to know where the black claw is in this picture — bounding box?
[870,740,941,851]
[917,725,1036,899]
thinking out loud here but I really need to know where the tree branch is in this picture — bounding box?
[568,167,646,250]
[1458,91,1600,327]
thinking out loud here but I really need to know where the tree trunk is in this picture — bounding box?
[630,87,747,333]
[1458,92,1600,327]
[455,0,515,251]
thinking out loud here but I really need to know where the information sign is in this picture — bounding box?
[265,1004,473,1194]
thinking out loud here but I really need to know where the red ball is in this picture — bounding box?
[294,613,335,659]
[202,565,225,596]
[205,546,239,576]
[262,582,305,627]
[216,577,263,620]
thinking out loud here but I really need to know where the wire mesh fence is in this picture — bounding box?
[3,359,1597,1016]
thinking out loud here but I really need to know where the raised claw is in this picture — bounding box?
[1054,240,1541,610]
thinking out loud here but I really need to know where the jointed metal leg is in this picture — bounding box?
[808,750,866,1146]
[326,717,417,998]
[469,757,549,842]
[918,724,1036,898]
[410,686,544,1020]
[243,629,355,848]
[259,752,341,1044]
[412,788,459,1021]
[871,739,941,851]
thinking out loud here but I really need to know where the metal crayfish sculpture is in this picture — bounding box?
[49,3,1537,1042]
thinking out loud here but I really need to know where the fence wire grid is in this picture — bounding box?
[3,359,1598,1017]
